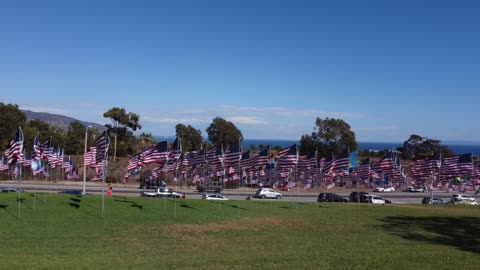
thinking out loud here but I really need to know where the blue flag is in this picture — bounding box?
[349,152,358,168]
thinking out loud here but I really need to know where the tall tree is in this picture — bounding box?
[175,124,203,152]
[0,103,26,149]
[206,117,243,148]
[103,107,142,161]
[300,117,357,158]
[401,134,454,160]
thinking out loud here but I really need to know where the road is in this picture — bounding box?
[1,182,469,204]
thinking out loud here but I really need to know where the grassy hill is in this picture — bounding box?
[0,194,478,269]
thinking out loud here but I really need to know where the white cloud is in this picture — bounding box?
[226,116,268,125]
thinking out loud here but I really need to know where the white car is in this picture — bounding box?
[142,188,185,198]
[202,194,229,201]
[375,187,395,192]
[254,188,282,199]
[451,194,478,205]
[364,195,386,204]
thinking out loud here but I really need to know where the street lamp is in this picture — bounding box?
[83,125,92,195]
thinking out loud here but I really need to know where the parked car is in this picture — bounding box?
[450,194,478,205]
[202,194,229,200]
[349,192,370,203]
[374,187,395,192]
[58,189,83,195]
[422,197,448,204]
[317,193,348,202]
[142,188,185,198]
[0,187,23,193]
[196,181,222,193]
[253,188,282,199]
[408,186,426,192]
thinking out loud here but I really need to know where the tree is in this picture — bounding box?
[206,117,243,148]
[0,103,26,148]
[300,117,357,158]
[23,120,66,154]
[175,124,203,152]
[401,134,454,160]
[138,132,154,148]
[103,107,142,161]
[64,121,91,155]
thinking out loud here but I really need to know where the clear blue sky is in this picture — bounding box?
[1,0,479,142]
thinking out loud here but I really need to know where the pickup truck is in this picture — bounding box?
[141,188,185,198]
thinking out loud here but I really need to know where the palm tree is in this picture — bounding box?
[139,132,154,148]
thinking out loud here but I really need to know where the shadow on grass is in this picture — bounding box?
[115,199,144,210]
[231,205,247,210]
[180,204,194,209]
[70,198,81,203]
[69,202,80,209]
[0,204,7,210]
[378,215,480,253]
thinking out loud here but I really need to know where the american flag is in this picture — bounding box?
[127,154,140,171]
[13,164,20,179]
[206,146,223,166]
[62,156,72,171]
[40,137,53,160]
[0,157,9,171]
[22,154,32,167]
[356,157,371,180]
[84,147,97,168]
[95,131,110,163]
[320,156,335,177]
[33,135,42,160]
[371,150,396,172]
[92,162,105,182]
[440,153,473,180]
[409,152,441,180]
[168,137,182,160]
[277,145,298,169]
[297,151,317,170]
[140,141,169,165]
[191,149,206,165]
[239,150,251,167]
[5,126,24,164]
[251,147,269,167]
[331,148,350,173]
[224,142,242,165]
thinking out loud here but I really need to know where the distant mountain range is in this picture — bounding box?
[23,110,105,131]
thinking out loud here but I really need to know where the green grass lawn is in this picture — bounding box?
[0,193,479,270]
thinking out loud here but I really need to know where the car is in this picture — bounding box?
[422,197,448,204]
[450,194,478,205]
[58,189,83,195]
[364,195,386,204]
[374,187,395,192]
[0,187,23,193]
[349,192,370,203]
[253,188,282,199]
[317,193,348,202]
[142,188,185,198]
[408,186,426,192]
[202,194,229,200]
[196,181,222,193]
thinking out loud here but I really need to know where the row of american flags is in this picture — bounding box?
[1,127,110,181]
[122,137,479,189]
[2,126,478,189]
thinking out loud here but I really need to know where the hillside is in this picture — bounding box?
[23,110,105,131]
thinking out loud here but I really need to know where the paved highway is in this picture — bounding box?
[1,182,471,204]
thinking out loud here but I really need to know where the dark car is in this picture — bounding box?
[0,187,23,193]
[422,197,448,204]
[317,193,348,202]
[349,192,371,203]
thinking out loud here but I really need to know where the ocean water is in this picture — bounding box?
[153,136,480,155]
